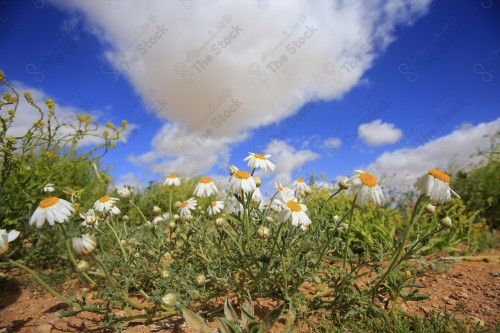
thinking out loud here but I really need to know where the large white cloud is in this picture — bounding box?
[358,119,403,146]
[48,0,432,175]
[366,118,500,191]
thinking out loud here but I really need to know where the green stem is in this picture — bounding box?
[105,220,128,260]
[342,195,357,269]
[169,189,173,216]
[370,194,426,301]
[129,199,149,224]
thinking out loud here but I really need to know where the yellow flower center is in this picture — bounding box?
[277,185,283,191]
[200,177,212,184]
[167,174,177,179]
[428,168,450,183]
[296,178,305,183]
[39,197,59,208]
[359,172,378,187]
[181,201,189,208]
[254,153,267,160]
[211,201,217,207]
[99,196,111,203]
[286,200,302,212]
[235,170,251,179]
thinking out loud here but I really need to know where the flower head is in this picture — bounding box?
[414,168,460,204]
[72,234,97,255]
[79,209,98,228]
[277,188,311,228]
[30,197,74,228]
[43,183,55,193]
[0,229,20,255]
[178,198,197,216]
[244,152,275,172]
[164,173,181,186]
[194,177,218,197]
[94,196,121,215]
[118,186,131,199]
[207,200,224,215]
[229,170,256,194]
[292,178,310,196]
[257,225,270,239]
[346,170,384,206]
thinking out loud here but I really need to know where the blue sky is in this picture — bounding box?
[1,0,499,194]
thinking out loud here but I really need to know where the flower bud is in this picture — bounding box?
[265,216,274,223]
[183,214,193,221]
[118,186,131,199]
[425,204,436,214]
[153,206,161,214]
[196,274,206,285]
[122,215,130,221]
[304,187,313,196]
[440,216,453,229]
[76,261,90,273]
[215,217,225,227]
[161,270,169,278]
[174,201,181,208]
[168,221,176,229]
[255,176,262,187]
[338,178,350,190]
[229,165,239,175]
[134,252,141,258]
[162,293,176,306]
[257,226,270,239]
[333,215,340,223]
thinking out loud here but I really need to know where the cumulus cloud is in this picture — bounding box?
[265,139,319,185]
[48,0,431,175]
[358,119,403,146]
[1,81,135,146]
[366,117,500,191]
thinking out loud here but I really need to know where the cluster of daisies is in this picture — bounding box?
[0,152,461,257]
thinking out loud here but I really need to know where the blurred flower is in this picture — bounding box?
[257,225,270,239]
[43,183,55,193]
[152,216,164,224]
[333,215,340,223]
[274,182,285,192]
[168,221,176,229]
[425,203,436,214]
[207,201,224,215]
[72,234,97,255]
[0,229,20,255]
[251,187,263,202]
[161,270,170,278]
[292,178,309,196]
[254,176,262,187]
[179,198,197,216]
[215,217,225,227]
[162,293,176,306]
[244,152,276,172]
[415,168,460,204]
[229,170,256,193]
[277,188,311,228]
[164,173,181,186]
[346,170,384,206]
[30,197,74,228]
[194,177,218,198]
[338,178,350,190]
[440,216,453,229]
[94,196,121,215]
[196,274,206,285]
[118,186,131,199]
[153,206,161,214]
[229,165,239,175]
[122,215,130,221]
[79,209,98,228]
[76,260,90,272]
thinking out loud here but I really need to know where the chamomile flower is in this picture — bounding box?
[72,234,97,255]
[274,182,285,192]
[164,174,181,187]
[178,198,197,216]
[414,168,460,204]
[94,196,121,215]
[244,152,276,172]
[346,170,384,206]
[277,188,311,228]
[43,183,55,193]
[207,201,224,215]
[0,229,20,255]
[292,177,310,196]
[229,170,256,194]
[79,209,98,228]
[194,177,218,198]
[152,215,164,224]
[30,197,75,228]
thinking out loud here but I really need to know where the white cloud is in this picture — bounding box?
[265,139,319,185]
[366,117,500,191]
[48,0,432,174]
[324,137,342,148]
[1,81,135,146]
[358,119,403,146]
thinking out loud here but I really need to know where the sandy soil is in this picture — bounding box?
[1,254,499,332]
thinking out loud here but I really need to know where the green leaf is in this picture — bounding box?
[408,293,431,301]
[224,297,239,324]
[216,317,239,333]
[258,303,285,333]
[241,294,255,327]
[182,308,212,333]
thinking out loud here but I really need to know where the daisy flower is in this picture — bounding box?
[30,197,74,228]
[346,170,384,206]
[229,170,256,194]
[72,234,97,255]
[414,168,460,204]
[292,177,310,196]
[0,229,20,255]
[244,152,276,172]
[207,201,224,215]
[277,188,311,228]
[274,182,285,192]
[178,198,197,216]
[80,209,98,228]
[152,215,164,224]
[193,177,218,198]
[43,183,55,193]
[164,174,181,187]
[94,196,121,215]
